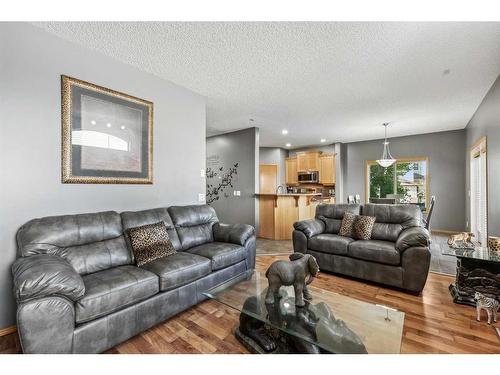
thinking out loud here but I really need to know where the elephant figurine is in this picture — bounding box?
[265,253,320,307]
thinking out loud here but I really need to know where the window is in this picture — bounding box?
[365,157,429,211]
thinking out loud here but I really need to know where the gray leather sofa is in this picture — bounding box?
[12,205,255,353]
[293,204,431,293]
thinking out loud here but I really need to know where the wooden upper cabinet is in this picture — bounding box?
[285,157,298,185]
[319,153,336,185]
[296,151,321,172]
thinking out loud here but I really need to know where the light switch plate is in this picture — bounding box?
[236,191,241,196]
[200,169,205,177]
[198,193,205,202]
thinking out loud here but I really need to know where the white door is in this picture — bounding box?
[470,138,487,245]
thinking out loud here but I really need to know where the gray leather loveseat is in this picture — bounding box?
[12,205,255,353]
[293,204,430,293]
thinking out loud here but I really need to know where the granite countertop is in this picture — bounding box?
[255,193,322,197]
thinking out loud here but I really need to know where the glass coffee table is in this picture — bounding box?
[203,271,404,354]
[441,244,500,306]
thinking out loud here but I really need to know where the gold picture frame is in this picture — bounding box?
[61,75,153,184]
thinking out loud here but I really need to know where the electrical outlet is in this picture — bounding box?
[236,191,241,196]
[198,193,205,202]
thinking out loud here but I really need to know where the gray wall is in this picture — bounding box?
[344,130,466,231]
[259,147,288,185]
[0,23,207,329]
[206,128,259,227]
[465,74,500,236]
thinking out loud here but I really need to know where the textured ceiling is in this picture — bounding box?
[34,22,500,148]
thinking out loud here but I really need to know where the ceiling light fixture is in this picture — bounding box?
[90,120,96,125]
[320,138,326,143]
[106,123,112,128]
[376,123,396,168]
[281,129,288,135]
[285,143,291,147]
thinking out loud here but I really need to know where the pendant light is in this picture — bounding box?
[376,123,396,168]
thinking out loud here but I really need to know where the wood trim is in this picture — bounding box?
[468,136,488,237]
[470,136,487,153]
[365,157,430,210]
[0,325,16,337]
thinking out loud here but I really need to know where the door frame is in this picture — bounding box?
[469,136,488,244]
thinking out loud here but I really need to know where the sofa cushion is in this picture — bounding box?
[168,205,219,250]
[316,204,361,234]
[121,207,181,251]
[338,212,356,237]
[126,222,176,267]
[141,252,211,291]
[76,266,158,323]
[348,240,400,266]
[17,211,132,275]
[353,215,376,240]
[361,204,422,242]
[187,242,247,271]
[308,234,355,256]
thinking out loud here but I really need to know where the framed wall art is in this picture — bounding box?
[61,75,153,184]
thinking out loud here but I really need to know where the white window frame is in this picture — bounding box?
[470,137,488,245]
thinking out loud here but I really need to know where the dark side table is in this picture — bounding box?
[441,245,500,306]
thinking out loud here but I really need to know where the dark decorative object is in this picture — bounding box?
[126,222,176,267]
[447,232,475,249]
[206,163,239,204]
[265,253,319,307]
[236,290,367,354]
[61,75,153,184]
[449,257,500,306]
[474,292,499,324]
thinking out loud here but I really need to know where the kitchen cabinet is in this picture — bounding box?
[285,157,298,185]
[319,153,336,185]
[297,151,321,172]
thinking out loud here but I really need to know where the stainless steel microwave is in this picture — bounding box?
[298,171,319,183]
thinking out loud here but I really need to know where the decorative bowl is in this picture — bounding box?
[488,236,500,252]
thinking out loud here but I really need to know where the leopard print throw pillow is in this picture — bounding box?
[126,222,176,267]
[339,212,357,237]
[353,215,376,240]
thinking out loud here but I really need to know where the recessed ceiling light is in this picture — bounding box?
[90,120,96,125]
[120,125,126,130]
[106,123,112,128]
[282,129,288,135]
[320,138,326,143]
[285,143,291,147]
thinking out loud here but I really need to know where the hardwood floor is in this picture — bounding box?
[1,255,499,354]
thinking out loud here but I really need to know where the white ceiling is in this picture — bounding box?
[34,22,500,148]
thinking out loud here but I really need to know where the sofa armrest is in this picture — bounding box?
[401,246,431,293]
[213,223,255,246]
[396,227,430,252]
[12,254,85,302]
[293,219,325,238]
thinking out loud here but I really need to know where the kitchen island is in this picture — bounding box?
[256,193,333,240]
